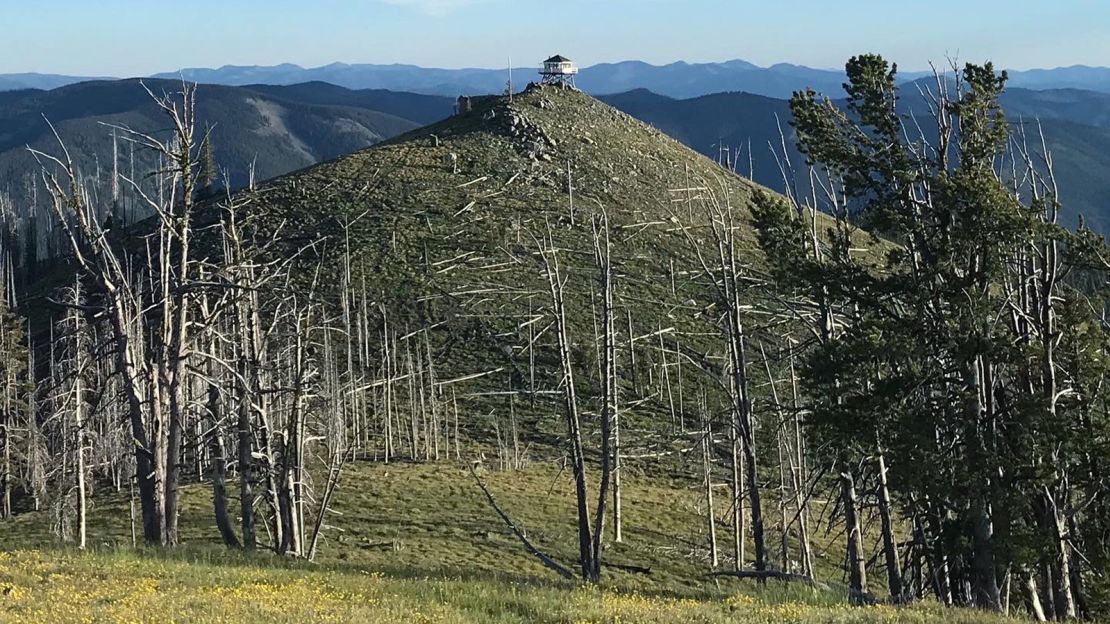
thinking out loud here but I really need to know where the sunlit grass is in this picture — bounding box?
[0,462,1019,623]
[0,549,1016,624]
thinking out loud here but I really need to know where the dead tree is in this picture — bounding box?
[876,447,903,601]
[700,391,719,568]
[198,283,240,548]
[841,462,869,604]
[588,212,617,581]
[220,200,259,550]
[673,182,768,574]
[32,80,203,546]
[70,281,88,550]
[537,225,596,581]
[612,315,624,544]
[214,194,317,552]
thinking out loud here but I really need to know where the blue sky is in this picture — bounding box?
[3,0,1109,75]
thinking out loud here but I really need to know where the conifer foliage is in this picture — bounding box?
[755,54,1110,617]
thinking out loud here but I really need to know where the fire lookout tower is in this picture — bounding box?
[540,55,578,88]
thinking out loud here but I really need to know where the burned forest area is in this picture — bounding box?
[0,53,1106,624]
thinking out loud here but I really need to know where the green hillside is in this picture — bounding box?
[0,466,1013,624]
[235,82,777,401]
[0,461,854,597]
[0,83,1030,624]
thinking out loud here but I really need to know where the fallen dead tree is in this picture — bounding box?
[469,462,575,580]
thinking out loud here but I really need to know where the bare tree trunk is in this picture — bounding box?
[1,408,8,519]
[539,229,596,582]
[206,379,240,548]
[237,374,256,549]
[930,507,953,606]
[701,397,718,568]
[282,318,310,556]
[72,285,87,550]
[382,313,393,463]
[1027,572,1047,622]
[129,475,137,547]
[876,449,903,601]
[33,81,201,547]
[841,465,868,604]
[659,327,677,432]
[164,376,186,546]
[1042,562,1057,620]
[760,342,792,574]
[964,359,1002,612]
[589,214,616,581]
[1047,489,1076,620]
[731,429,745,571]
[120,314,163,545]
[732,334,765,573]
[1067,514,1089,619]
[162,86,199,548]
[789,351,813,578]
[260,412,283,551]
[625,309,638,397]
[307,452,344,561]
[612,372,623,544]
[704,196,766,574]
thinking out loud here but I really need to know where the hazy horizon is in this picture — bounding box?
[8,55,1110,81]
[4,0,1109,76]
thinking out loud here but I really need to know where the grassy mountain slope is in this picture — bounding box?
[0,85,1013,624]
[233,83,781,438]
[0,465,1012,624]
[186,84,884,597]
[0,463,811,596]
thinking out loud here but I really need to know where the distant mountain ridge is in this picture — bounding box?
[598,86,1110,234]
[0,72,114,91]
[151,60,1110,97]
[150,59,1110,98]
[0,80,451,201]
[1007,65,1110,91]
[1,78,1108,237]
[6,59,1110,98]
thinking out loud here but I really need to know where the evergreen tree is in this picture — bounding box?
[197,130,218,200]
[755,55,1110,615]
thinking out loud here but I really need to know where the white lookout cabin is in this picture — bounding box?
[540,55,578,87]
